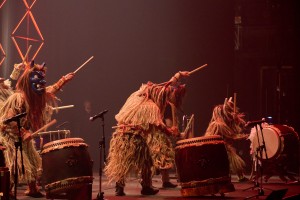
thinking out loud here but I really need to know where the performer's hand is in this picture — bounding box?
[171,71,190,83]
[21,128,32,142]
[63,72,75,83]
[179,71,190,78]
[167,126,180,137]
[15,62,26,70]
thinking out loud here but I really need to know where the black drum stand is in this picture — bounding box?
[90,110,108,200]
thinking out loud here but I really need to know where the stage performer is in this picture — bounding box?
[204,97,249,182]
[104,70,188,196]
[0,61,74,198]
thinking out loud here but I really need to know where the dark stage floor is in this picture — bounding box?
[10,173,300,200]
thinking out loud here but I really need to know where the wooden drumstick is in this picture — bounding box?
[188,64,208,75]
[73,56,94,74]
[22,45,32,63]
[234,93,237,113]
[51,105,74,110]
[31,119,57,137]
[183,114,194,139]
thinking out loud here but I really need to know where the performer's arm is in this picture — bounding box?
[10,63,26,81]
[4,63,26,88]
[46,72,75,94]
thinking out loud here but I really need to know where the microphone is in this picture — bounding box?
[245,119,266,127]
[89,110,108,121]
[3,112,27,124]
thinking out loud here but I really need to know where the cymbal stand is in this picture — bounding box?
[244,123,272,199]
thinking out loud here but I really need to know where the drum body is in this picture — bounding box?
[0,167,10,200]
[41,138,93,197]
[251,124,299,172]
[175,135,235,196]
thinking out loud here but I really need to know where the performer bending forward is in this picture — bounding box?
[104,71,188,196]
[0,61,74,198]
[205,97,248,182]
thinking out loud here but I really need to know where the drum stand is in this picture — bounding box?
[244,123,272,199]
[287,135,300,185]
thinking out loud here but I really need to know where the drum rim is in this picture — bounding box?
[40,138,87,154]
[175,135,224,150]
[176,135,223,145]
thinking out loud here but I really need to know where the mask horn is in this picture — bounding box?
[41,62,46,69]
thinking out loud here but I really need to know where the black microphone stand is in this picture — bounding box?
[14,117,25,200]
[244,123,272,199]
[94,115,107,200]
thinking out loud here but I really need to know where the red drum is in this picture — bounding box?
[175,135,235,196]
[40,138,93,198]
[0,145,5,167]
[0,167,10,200]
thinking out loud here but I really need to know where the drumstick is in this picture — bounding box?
[22,45,32,63]
[188,64,208,75]
[112,124,140,129]
[31,119,57,137]
[234,93,237,113]
[73,56,94,74]
[183,114,194,135]
[51,105,74,110]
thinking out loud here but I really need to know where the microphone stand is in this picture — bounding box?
[14,118,25,200]
[244,123,272,199]
[94,115,106,200]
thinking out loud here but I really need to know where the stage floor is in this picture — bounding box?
[12,173,300,200]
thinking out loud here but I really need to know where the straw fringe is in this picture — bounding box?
[104,131,153,184]
[147,129,175,170]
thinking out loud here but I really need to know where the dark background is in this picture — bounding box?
[1,0,299,173]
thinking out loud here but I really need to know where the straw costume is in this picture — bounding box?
[205,97,248,182]
[0,61,74,198]
[104,71,188,196]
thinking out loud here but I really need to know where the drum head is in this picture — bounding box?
[252,126,280,159]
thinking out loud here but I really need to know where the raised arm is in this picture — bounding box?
[46,72,75,94]
[167,71,190,85]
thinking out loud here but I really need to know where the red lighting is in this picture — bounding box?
[0,43,5,66]
[11,1,44,62]
[0,0,6,66]
[0,0,7,9]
